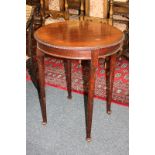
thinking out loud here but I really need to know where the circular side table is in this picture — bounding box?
[34,20,124,141]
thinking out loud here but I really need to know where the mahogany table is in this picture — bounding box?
[34,20,124,141]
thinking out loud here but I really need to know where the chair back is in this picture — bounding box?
[41,0,85,20]
[84,0,113,24]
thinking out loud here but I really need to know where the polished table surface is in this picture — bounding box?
[35,20,123,51]
[34,20,124,141]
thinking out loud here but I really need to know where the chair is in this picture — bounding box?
[26,0,43,58]
[113,0,129,58]
[40,0,85,25]
[26,0,43,89]
[65,0,85,20]
[84,0,115,69]
[84,0,113,24]
[41,0,65,25]
[84,0,128,59]
[26,4,35,59]
[113,0,129,24]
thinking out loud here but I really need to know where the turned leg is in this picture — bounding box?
[37,48,47,125]
[106,54,117,114]
[65,59,72,99]
[86,50,99,142]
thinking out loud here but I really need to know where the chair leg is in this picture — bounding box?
[106,54,117,114]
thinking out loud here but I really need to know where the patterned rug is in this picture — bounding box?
[26,57,129,106]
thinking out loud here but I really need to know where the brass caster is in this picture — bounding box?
[86,138,92,142]
[107,110,112,115]
[42,122,47,126]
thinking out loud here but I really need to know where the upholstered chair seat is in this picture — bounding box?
[113,14,128,21]
[113,0,129,32]
[113,22,127,32]
[44,16,65,25]
[113,14,128,32]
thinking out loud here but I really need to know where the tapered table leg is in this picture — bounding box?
[65,60,72,99]
[106,54,117,114]
[86,50,99,142]
[37,48,47,124]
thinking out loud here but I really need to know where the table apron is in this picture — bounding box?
[37,43,122,60]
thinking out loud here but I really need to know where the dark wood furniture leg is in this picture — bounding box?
[27,21,33,57]
[37,48,47,125]
[66,60,72,99]
[86,50,99,142]
[106,54,117,114]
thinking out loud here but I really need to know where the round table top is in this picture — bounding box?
[34,20,124,50]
